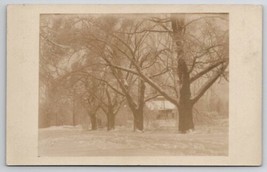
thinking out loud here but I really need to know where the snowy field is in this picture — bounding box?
[39,117,228,156]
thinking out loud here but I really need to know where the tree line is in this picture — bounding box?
[39,13,229,133]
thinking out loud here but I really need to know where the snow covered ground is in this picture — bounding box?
[38,116,228,156]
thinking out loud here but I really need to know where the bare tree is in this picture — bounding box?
[98,86,125,130]
[99,14,229,133]
[91,16,170,131]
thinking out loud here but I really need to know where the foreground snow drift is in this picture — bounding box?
[39,117,228,156]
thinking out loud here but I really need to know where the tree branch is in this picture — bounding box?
[88,74,125,97]
[191,62,228,104]
[144,94,161,102]
[188,44,225,73]
[103,57,178,106]
[190,59,228,83]
[184,16,228,28]
[149,68,169,78]
[106,63,139,76]
[40,34,71,49]
[137,71,178,106]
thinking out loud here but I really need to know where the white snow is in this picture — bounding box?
[38,117,228,156]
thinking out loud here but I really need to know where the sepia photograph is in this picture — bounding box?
[38,13,229,156]
[6,4,262,165]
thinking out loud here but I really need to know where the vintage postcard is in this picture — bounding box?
[6,4,262,165]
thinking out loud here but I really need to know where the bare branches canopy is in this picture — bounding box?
[39,13,229,133]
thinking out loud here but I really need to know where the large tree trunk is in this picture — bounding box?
[133,109,144,131]
[172,15,194,132]
[133,79,145,131]
[178,100,194,132]
[107,112,115,131]
[178,58,194,132]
